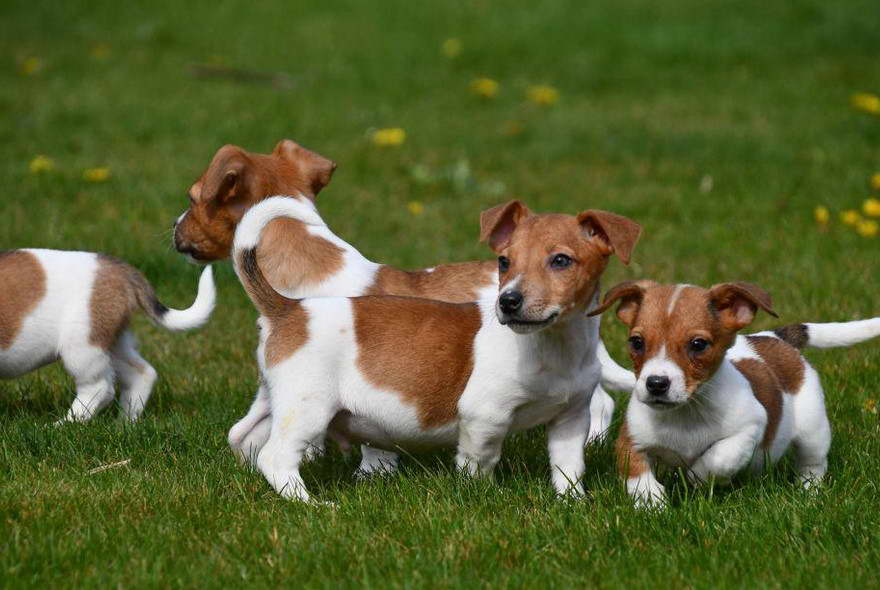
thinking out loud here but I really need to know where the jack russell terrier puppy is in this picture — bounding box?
[172,140,632,474]
[231,199,642,501]
[590,280,880,507]
[0,249,214,422]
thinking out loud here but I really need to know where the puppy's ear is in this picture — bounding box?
[272,139,337,198]
[588,280,652,326]
[201,147,249,205]
[708,282,778,332]
[576,210,642,265]
[479,200,531,253]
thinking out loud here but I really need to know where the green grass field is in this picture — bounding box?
[2,0,880,587]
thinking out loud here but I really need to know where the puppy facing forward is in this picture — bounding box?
[232,200,641,502]
[590,280,880,506]
[0,249,214,422]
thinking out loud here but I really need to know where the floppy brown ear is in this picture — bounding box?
[577,210,642,265]
[708,281,778,332]
[201,151,248,204]
[272,139,337,197]
[479,200,532,252]
[588,280,652,326]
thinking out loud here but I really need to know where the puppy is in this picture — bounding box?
[232,200,641,501]
[172,141,632,473]
[591,280,880,506]
[0,249,214,422]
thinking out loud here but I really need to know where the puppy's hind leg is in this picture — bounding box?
[792,368,831,489]
[59,347,116,423]
[112,330,158,422]
[586,385,615,446]
[229,383,272,465]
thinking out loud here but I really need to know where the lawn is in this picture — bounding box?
[2,0,880,587]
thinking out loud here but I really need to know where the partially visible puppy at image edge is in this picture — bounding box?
[232,200,641,502]
[0,249,215,422]
[590,280,880,507]
[172,140,631,476]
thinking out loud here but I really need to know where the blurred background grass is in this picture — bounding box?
[1,0,879,587]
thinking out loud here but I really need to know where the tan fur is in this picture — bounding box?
[616,421,650,478]
[0,251,46,349]
[256,217,345,292]
[174,140,336,261]
[89,256,138,349]
[352,296,482,428]
[732,358,783,449]
[366,261,496,302]
[264,301,310,368]
[747,335,805,393]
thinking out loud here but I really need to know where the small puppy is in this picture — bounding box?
[0,249,214,422]
[232,200,641,501]
[591,280,880,506]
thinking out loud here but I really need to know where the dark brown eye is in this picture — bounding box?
[498,256,510,273]
[628,335,645,353]
[689,338,710,354]
[550,253,573,269]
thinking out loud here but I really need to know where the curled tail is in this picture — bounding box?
[128,264,216,331]
[774,318,880,349]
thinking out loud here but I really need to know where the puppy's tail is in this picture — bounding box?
[598,340,637,392]
[126,262,216,331]
[773,318,880,349]
[234,247,293,317]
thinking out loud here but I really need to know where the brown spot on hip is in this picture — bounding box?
[264,301,309,368]
[90,256,139,349]
[256,217,345,292]
[732,357,783,449]
[0,250,46,349]
[352,297,482,428]
[365,261,496,303]
[746,335,805,393]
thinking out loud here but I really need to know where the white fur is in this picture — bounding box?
[624,333,832,507]
[227,197,631,471]
[1,249,213,422]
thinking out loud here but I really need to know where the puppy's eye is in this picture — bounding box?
[498,256,510,273]
[689,338,710,354]
[628,335,645,353]
[550,253,573,269]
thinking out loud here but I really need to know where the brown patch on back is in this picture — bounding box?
[732,358,783,449]
[616,421,650,478]
[256,217,345,293]
[746,336,805,393]
[264,301,310,368]
[352,297,482,428]
[90,256,139,349]
[365,261,496,303]
[0,250,46,349]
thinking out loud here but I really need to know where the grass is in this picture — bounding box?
[2,0,880,587]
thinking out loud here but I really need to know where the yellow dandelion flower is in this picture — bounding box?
[371,128,406,147]
[20,56,43,76]
[91,43,111,60]
[83,167,111,182]
[813,206,830,225]
[864,398,878,415]
[28,155,55,174]
[442,38,462,59]
[840,209,861,225]
[863,198,880,217]
[871,173,880,192]
[470,78,499,99]
[527,85,559,106]
[856,219,879,238]
[407,201,425,216]
[851,93,880,115]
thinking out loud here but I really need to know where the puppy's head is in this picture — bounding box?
[173,139,336,261]
[480,200,641,334]
[590,281,777,408]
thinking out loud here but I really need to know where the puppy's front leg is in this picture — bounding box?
[617,423,666,508]
[455,416,511,479]
[547,393,590,497]
[688,425,763,485]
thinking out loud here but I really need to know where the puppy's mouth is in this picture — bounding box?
[500,312,559,333]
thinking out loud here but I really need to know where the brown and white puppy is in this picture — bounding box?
[592,281,880,507]
[0,249,214,422]
[172,142,633,474]
[231,200,642,501]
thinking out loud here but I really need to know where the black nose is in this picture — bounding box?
[498,291,524,314]
[646,375,671,396]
